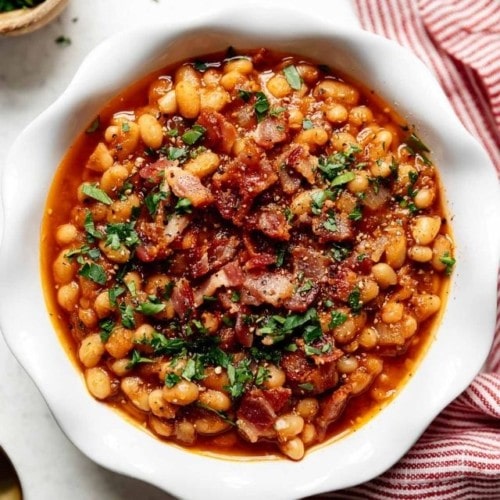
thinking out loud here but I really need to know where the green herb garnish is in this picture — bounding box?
[440,252,456,275]
[82,184,113,205]
[182,124,206,145]
[78,262,107,285]
[127,350,154,369]
[283,65,303,90]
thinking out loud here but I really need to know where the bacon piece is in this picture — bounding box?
[244,254,277,271]
[233,104,256,129]
[171,278,194,318]
[283,283,319,313]
[135,214,190,263]
[291,246,331,283]
[197,109,237,154]
[256,206,291,241]
[281,349,341,395]
[235,311,253,348]
[194,262,244,306]
[312,211,353,243]
[278,166,301,195]
[280,144,317,184]
[242,272,294,307]
[208,235,240,271]
[218,327,237,351]
[254,116,288,149]
[327,265,357,303]
[165,166,214,207]
[164,214,190,245]
[236,389,279,443]
[139,159,175,183]
[261,387,291,414]
[316,384,352,439]
[190,251,210,278]
[212,153,278,225]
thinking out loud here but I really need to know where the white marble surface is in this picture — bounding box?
[0,1,358,499]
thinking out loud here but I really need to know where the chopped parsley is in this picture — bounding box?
[302,119,313,130]
[182,124,206,145]
[145,190,168,216]
[323,213,338,232]
[283,65,303,90]
[193,61,208,72]
[127,350,154,369]
[255,366,270,386]
[135,301,166,315]
[311,190,332,215]
[99,318,115,343]
[318,145,361,182]
[78,262,107,285]
[174,197,193,214]
[298,382,314,392]
[226,359,254,398]
[257,308,322,346]
[237,89,252,102]
[331,243,352,262]
[83,212,104,241]
[331,171,356,187]
[165,372,181,388]
[254,92,270,122]
[166,146,187,161]
[119,303,135,329]
[275,245,287,268]
[55,35,71,47]
[108,285,125,307]
[104,221,140,250]
[405,133,432,165]
[348,205,363,221]
[347,286,363,314]
[329,310,348,329]
[85,116,100,134]
[82,184,113,205]
[440,252,456,275]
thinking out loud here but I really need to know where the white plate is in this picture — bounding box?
[1,3,499,499]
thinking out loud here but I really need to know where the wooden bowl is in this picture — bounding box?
[0,0,68,36]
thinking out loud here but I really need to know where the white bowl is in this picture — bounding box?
[1,3,499,499]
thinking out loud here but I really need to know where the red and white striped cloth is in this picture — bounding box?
[329,1,500,498]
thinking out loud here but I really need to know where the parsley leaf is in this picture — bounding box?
[174,197,193,214]
[126,350,154,369]
[226,359,253,398]
[166,146,187,161]
[329,310,348,329]
[78,262,107,285]
[145,190,168,216]
[254,92,269,122]
[182,124,206,145]
[255,366,270,386]
[347,286,362,314]
[331,243,352,262]
[108,286,125,307]
[283,65,303,90]
[99,318,115,342]
[82,183,113,205]
[331,171,356,187]
[440,252,456,275]
[165,372,181,388]
[119,303,135,329]
[104,222,140,249]
[85,116,100,134]
[136,301,166,315]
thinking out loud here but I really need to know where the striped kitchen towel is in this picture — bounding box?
[331,0,500,498]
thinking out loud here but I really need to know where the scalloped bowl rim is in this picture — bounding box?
[0,4,499,500]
